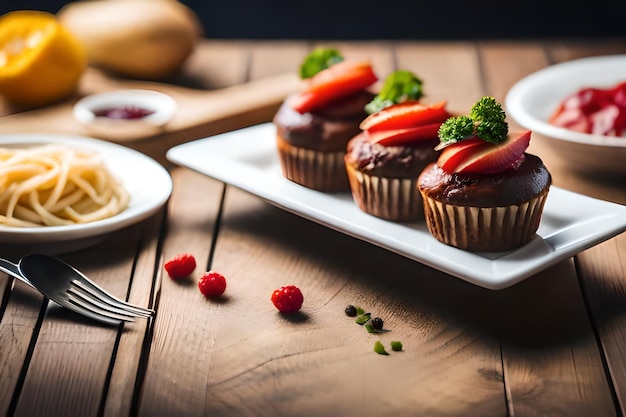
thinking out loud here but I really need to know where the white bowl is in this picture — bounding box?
[505,55,626,177]
[74,89,177,142]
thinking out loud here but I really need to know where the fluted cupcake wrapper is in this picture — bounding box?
[421,189,550,252]
[277,139,348,192]
[346,163,424,222]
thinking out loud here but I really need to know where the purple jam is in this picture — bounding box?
[94,106,155,120]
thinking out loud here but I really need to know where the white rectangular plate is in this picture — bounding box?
[167,123,626,290]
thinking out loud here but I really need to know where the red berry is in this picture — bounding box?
[271,285,304,313]
[198,271,227,297]
[164,253,196,280]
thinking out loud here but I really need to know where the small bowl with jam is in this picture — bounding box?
[74,89,177,141]
[505,55,626,177]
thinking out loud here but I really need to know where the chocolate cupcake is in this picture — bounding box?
[273,48,377,192]
[344,70,451,222]
[274,90,375,191]
[345,130,439,222]
[418,97,552,252]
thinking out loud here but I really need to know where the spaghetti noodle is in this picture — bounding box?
[0,144,130,227]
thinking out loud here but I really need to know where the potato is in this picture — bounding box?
[57,0,202,80]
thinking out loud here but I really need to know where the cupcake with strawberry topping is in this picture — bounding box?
[418,96,552,252]
[273,48,378,192]
[344,70,451,222]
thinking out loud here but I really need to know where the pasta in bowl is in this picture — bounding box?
[0,134,172,249]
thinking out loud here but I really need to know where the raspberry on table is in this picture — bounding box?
[164,253,197,280]
[271,285,304,313]
[198,271,227,297]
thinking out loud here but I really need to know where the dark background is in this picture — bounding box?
[0,0,625,40]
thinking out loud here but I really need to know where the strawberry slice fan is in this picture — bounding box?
[549,81,626,135]
[361,101,451,146]
[360,101,449,131]
[438,131,531,174]
[290,60,378,114]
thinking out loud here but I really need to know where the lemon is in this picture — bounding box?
[0,10,87,107]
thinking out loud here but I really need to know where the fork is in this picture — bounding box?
[0,254,154,326]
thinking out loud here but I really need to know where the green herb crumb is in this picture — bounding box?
[366,325,390,334]
[355,313,371,325]
[374,340,389,355]
[391,341,403,351]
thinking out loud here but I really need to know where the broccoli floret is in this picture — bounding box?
[299,48,344,79]
[365,70,424,114]
[437,116,475,148]
[437,96,509,149]
[471,96,508,143]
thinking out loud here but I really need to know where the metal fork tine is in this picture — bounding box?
[70,278,155,316]
[68,283,152,319]
[66,288,139,322]
[63,294,130,325]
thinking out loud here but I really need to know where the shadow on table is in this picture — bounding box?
[223,199,620,351]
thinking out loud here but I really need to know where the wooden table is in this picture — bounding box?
[1,38,626,417]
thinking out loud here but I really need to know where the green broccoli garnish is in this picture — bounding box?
[437,115,475,143]
[365,70,424,114]
[470,96,508,141]
[436,96,509,149]
[299,48,344,79]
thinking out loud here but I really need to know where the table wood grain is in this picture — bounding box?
[1,38,625,417]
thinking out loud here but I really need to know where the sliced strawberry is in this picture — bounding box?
[590,104,624,136]
[549,82,626,135]
[360,100,450,131]
[549,105,590,132]
[291,60,377,114]
[366,123,442,146]
[437,137,484,172]
[452,131,532,174]
[548,103,565,124]
[611,81,626,108]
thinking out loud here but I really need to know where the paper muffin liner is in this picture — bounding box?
[421,189,550,252]
[346,163,424,222]
[276,137,348,192]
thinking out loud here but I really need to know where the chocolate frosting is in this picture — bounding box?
[273,91,374,152]
[418,154,552,207]
[345,132,440,178]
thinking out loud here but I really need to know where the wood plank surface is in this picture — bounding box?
[193,186,508,417]
[0,38,625,417]
[547,40,626,417]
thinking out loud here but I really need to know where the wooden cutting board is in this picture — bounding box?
[0,67,299,163]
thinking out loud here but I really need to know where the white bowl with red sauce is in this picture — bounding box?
[505,55,626,177]
[74,89,177,142]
